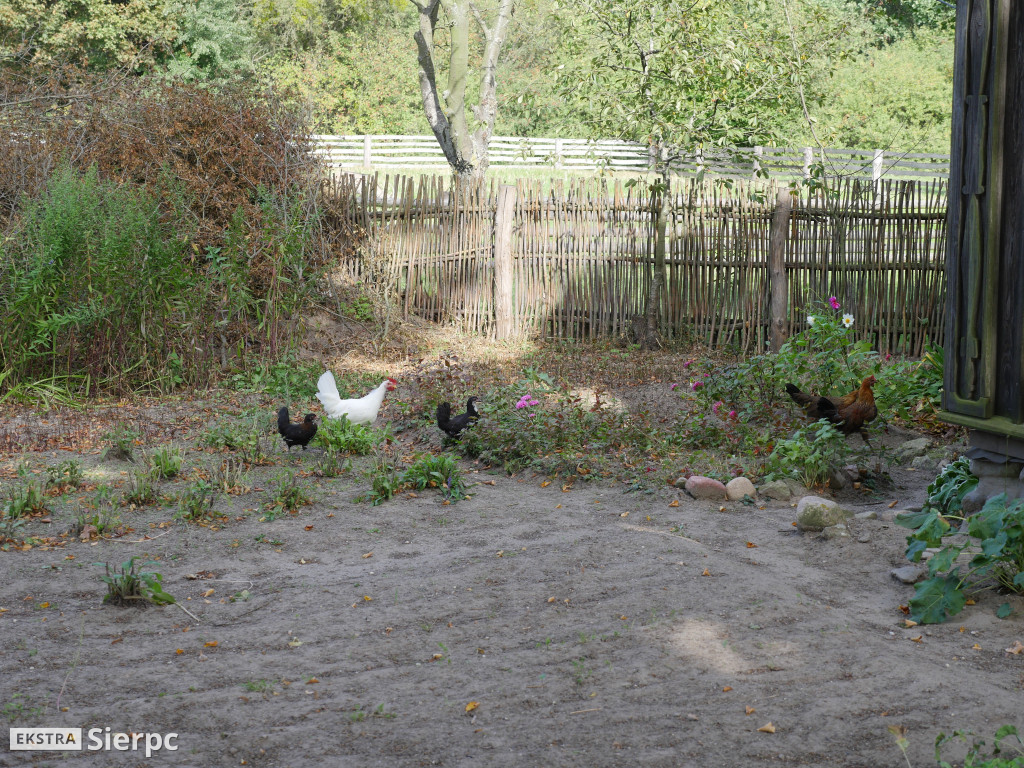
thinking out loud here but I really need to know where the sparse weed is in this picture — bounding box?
[401,453,468,502]
[262,472,313,519]
[4,479,48,518]
[315,416,386,455]
[241,679,275,693]
[46,459,84,490]
[2,693,46,723]
[314,450,350,478]
[176,481,218,523]
[147,446,183,479]
[122,468,159,507]
[97,557,175,607]
[102,423,141,462]
[212,457,252,494]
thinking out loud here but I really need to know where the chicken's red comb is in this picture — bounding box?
[388,377,398,384]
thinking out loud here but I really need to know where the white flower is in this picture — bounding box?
[842,313,854,328]
[806,315,816,326]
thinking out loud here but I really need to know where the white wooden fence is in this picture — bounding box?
[312,134,951,180]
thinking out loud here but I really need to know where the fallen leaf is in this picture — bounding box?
[669,500,679,508]
[898,605,910,614]
[903,619,918,628]
[175,649,184,655]
[745,542,757,548]
[110,637,122,645]
[888,501,898,508]
[201,589,214,598]
[619,511,629,518]
[306,677,320,684]
[288,639,302,647]
[701,568,711,577]
[304,525,314,531]
[363,596,372,601]
[465,701,479,713]
[722,686,732,692]
[745,706,756,715]
[547,597,556,603]
[541,481,551,488]
[1005,641,1024,655]
[757,723,776,734]
[966,599,976,605]
[204,641,218,648]
[362,552,374,559]
[910,635,923,643]
[972,643,981,650]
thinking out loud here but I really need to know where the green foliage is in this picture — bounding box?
[231,355,322,399]
[0,165,205,397]
[313,449,350,478]
[212,457,252,494]
[763,420,852,487]
[122,468,159,507]
[935,725,1024,768]
[147,447,183,480]
[4,478,49,519]
[176,481,219,523]
[102,423,141,462]
[898,492,1024,624]
[315,416,386,455]
[97,557,175,607]
[46,460,84,490]
[364,452,402,506]
[262,471,313,518]
[161,0,255,83]
[401,454,468,502]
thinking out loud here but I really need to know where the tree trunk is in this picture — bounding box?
[410,0,514,181]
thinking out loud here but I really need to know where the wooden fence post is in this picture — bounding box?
[494,184,517,339]
[768,188,792,352]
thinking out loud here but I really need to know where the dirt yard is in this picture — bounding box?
[1,356,1023,768]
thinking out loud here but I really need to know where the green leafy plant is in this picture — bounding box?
[230,354,322,400]
[4,479,49,519]
[102,423,141,462]
[364,452,402,506]
[314,450,350,478]
[262,472,313,519]
[97,557,175,606]
[122,468,159,507]
[147,446,183,479]
[935,725,1024,768]
[401,453,468,502]
[898,491,1024,624]
[46,459,84,490]
[315,416,387,455]
[763,420,852,487]
[176,481,218,523]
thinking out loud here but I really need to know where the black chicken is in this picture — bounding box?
[436,397,481,438]
[277,407,318,451]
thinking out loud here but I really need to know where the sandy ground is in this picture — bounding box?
[1,415,1023,768]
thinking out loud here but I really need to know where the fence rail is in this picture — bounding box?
[313,134,951,181]
[323,173,948,355]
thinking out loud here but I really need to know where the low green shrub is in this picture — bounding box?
[762,420,852,487]
[97,557,175,607]
[315,416,387,455]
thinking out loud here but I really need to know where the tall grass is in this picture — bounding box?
[0,165,207,396]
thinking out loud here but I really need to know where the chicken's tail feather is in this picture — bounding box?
[436,402,452,428]
[277,407,290,431]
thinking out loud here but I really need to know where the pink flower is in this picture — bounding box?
[712,401,722,414]
[528,399,539,406]
[515,401,526,409]
[728,410,737,419]
[683,360,693,368]
[829,296,841,310]
[670,383,678,390]
[691,381,702,391]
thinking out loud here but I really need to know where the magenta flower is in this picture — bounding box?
[712,401,722,414]
[683,360,693,368]
[691,381,702,391]
[670,383,678,390]
[728,410,737,419]
[829,296,841,310]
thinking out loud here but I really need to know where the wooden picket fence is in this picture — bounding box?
[323,172,948,356]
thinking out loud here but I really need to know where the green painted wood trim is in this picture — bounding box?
[939,410,1024,439]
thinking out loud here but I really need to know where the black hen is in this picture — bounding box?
[436,396,480,438]
[277,407,318,451]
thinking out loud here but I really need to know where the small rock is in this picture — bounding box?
[891,565,926,584]
[823,523,850,540]
[857,532,871,543]
[828,468,850,490]
[726,477,756,501]
[796,495,851,531]
[782,478,810,497]
[910,455,939,473]
[854,510,878,520]
[685,475,728,500]
[894,437,931,464]
[758,479,791,500]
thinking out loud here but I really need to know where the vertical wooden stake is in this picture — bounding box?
[494,183,517,339]
[769,188,792,352]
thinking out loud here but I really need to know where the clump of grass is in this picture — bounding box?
[364,451,402,506]
[73,485,122,536]
[262,472,313,520]
[122,468,159,507]
[4,479,49,518]
[212,457,252,494]
[175,481,218,523]
[102,423,141,462]
[315,416,387,455]
[147,446,183,479]
[314,449,350,478]
[402,453,468,502]
[46,459,84,490]
[97,557,175,607]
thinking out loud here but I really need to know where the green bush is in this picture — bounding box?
[763,420,852,486]
[97,557,175,607]
[315,416,387,455]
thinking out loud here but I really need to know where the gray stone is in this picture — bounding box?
[725,476,757,501]
[684,475,727,500]
[910,455,939,473]
[823,523,851,540]
[758,479,792,501]
[854,510,878,520]
[895,438,931,464]
[782,478,810,497]
[891,565,926,584]
[971,457,1024,479]
[796,495,851,531]
[857,532,871,543]
[828,468,850,490]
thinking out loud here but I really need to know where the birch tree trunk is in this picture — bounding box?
[411,0,514,182]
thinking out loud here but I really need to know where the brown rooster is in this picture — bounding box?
[785,375,878,444]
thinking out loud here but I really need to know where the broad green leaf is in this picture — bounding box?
[909,572,967,624]
[926,546,960,576]
[996,602,1012,619]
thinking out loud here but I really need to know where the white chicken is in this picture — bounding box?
[315,371,397,425]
